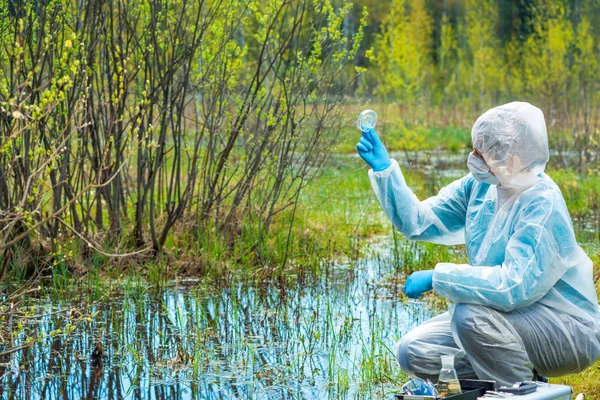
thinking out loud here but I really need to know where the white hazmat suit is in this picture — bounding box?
[368,102,600,386]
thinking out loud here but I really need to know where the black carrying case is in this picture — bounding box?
[395,379,496,400]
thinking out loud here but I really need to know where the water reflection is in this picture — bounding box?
[0,254,435,399]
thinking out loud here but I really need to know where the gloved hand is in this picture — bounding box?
[356,128,391,172]
[404,270,434,299]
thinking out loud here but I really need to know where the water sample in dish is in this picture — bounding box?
[357,110,377,132]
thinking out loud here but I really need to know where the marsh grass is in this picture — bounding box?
[0,238,446,399]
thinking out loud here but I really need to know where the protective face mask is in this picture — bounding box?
[468,153,500,185]
[493,156,540,190]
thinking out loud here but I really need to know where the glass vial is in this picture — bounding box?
[437,355,461,398]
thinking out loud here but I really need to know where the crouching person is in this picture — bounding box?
[356,102,600,386]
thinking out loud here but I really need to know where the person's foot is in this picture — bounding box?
[532,369,548,383]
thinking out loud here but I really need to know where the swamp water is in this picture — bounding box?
[0,245,437,400]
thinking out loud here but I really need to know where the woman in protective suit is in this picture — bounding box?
[356,102,600,386]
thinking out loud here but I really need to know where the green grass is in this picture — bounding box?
[550,369,600,398]
[335,125,472,154]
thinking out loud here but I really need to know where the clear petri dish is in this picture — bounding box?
[357,110,377,132]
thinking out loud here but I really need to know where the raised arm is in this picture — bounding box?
[368,160,473,245]
[357,128,472,245]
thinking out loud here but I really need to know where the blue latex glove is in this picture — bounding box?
[356,128,391,172]
[404,270,434,299]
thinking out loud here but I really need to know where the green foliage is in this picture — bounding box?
[0,0,367,281]
[389,121,427,154]
[364,0,600,146]
[369,0,433,108]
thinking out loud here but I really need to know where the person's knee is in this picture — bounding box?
[395,334,420,377]
[395,313,463,380]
